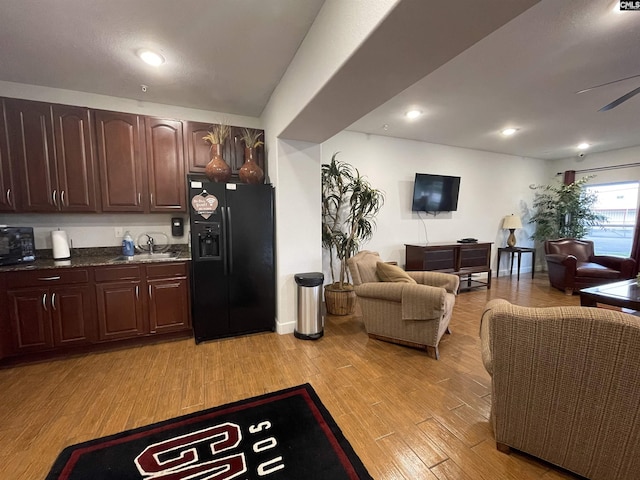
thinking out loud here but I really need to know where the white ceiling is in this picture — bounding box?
[348,0,640,160]
[1,0,639,161]
[0,0,325,117]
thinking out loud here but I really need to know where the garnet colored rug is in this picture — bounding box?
[46,384,372,480]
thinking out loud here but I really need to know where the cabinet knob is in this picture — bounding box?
[6,188,11,207]
[42,293,48,312]
[52,189,58,207]
[51,293,57,310]
[61,190,67,207]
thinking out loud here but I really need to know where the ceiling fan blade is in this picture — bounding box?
[599,85,640,112]
[576,73,640,94]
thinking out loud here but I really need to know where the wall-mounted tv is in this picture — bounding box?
[411,173,461,212]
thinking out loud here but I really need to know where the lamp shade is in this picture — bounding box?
[502,214,523,229]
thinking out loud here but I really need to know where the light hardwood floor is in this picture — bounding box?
[0,273,586,479]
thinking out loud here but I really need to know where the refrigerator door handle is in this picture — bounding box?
[221,206,229,276]
[227,206,233,274]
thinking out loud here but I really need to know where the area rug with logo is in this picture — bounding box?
[46,383,372,480]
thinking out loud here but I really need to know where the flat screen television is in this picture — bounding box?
[411,173,461,212]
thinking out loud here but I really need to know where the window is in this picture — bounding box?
[584,181,639,256]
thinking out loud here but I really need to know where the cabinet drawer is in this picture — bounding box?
[146,262,188,279]
[94,265,142,282]
[6,268,90,288]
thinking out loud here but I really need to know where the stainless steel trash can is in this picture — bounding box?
[294,272,324,340]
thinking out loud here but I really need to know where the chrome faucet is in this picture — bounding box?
[145,234,155,254]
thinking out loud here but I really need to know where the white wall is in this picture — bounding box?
[0,213,185,250]
[545,145,640,187]
[321,131,549,280]
[271,140,322,334]
[259,0,399,334]
[0,80,260,128]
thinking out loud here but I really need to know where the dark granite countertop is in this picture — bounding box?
[0,245,191,273]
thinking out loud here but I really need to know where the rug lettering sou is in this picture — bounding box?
[46,383,372,480]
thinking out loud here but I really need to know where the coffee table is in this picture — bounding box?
[580,279,640,311]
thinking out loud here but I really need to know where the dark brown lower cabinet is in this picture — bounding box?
[147,263,190,334]
[0,261,191,363]
[95,263,191,341]
[95,280,147,341]
[6,278,96,355]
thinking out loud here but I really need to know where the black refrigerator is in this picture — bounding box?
[188,175,275,343]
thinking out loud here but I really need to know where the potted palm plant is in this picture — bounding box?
[322,153,384,315]
[529,176,604,242]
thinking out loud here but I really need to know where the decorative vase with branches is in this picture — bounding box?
[238,128,264,184]
[322,153,384,301]
[203,123,231,182]
[529,176,605,242]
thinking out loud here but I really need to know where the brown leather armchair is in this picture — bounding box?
[544,238,636,294]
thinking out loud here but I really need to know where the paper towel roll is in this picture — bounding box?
[51,230,71,260]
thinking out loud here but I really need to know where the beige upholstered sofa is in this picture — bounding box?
[480,299,640,480]
[347,250,459,359]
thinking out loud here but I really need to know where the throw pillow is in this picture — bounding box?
[376,262,417,283]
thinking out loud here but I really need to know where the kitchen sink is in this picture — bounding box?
[109,252,179,262]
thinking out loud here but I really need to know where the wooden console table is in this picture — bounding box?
[405,242,492,291]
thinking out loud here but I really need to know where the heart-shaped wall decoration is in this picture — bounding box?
[191,194,219,219]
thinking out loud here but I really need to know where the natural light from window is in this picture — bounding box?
[584,181,639,256]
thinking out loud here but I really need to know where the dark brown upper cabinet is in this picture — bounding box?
[5,98,58,212]
[94,110,147,212]
[4,99,99,213]
[0,100,16,212]
[184,121,265,179]
[52,105,99,212]
[145,117,186,212]
[183,121,212,173]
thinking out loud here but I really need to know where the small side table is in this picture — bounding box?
[497,246,536,281]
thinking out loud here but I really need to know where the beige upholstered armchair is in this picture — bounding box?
[347,250,459,359]
[480,299,640,480]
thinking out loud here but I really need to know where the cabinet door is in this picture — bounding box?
[53,105,99,212]
[183,122,265,177]
[50,285,96,346]
[5,98,58,212]
[94,110,146,212]
[0,99,16,212]
[145,117,185,212]
[148,277,190,333]
[183,121,212,172]
[95,281,146,341]
[7,288,54,353]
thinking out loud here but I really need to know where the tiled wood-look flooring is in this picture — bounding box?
[0,273,586,479]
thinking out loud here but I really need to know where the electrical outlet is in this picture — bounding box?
[115,227,124,238]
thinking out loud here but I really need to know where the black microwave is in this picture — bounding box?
[0,226,36,266]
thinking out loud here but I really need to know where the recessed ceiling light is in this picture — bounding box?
[577,142,590,150]
[501,128,518,136]
[405,110,422,119]
[138,49,165,66]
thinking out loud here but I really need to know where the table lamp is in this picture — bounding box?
[502,214,523,247]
